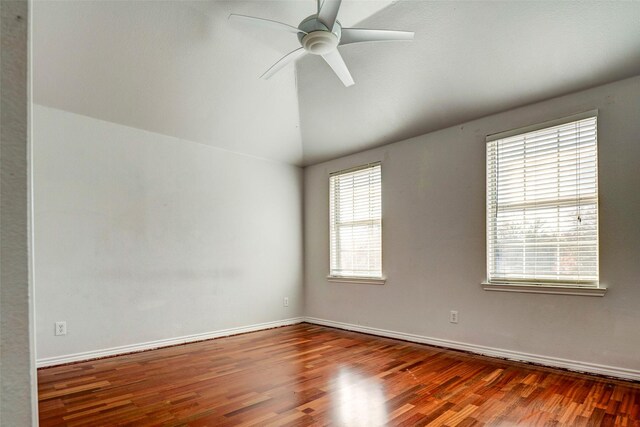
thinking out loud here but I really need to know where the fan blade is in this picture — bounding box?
[228,14,306,35]
[321,50,354,87]
[260,48,308,80]
[317,0,341,31]
[317,0,323,14]
[340,28,414,45]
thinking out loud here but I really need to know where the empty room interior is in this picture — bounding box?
[3,0,640,425]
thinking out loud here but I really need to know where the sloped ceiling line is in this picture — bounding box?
[33,1,640,166]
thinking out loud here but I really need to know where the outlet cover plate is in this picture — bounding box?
[450,311,459,324]
[55,321,67,336]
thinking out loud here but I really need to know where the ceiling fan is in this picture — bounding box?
[229,0,414,87]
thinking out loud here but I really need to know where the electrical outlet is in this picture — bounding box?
[283,297,289,307]
[449,311,459,324]
[55,321,67,336]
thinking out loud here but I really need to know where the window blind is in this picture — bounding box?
[487,115,598,285]
[330,163,382,278]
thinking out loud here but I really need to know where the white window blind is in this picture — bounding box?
[330,163,382,278]
[487,114,599,286]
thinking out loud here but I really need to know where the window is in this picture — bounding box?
[329,163,382,281]
[486,113,600,291]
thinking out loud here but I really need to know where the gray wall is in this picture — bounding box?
[1,0,36,424]
[34,105,303,360]
[305,76,640,373]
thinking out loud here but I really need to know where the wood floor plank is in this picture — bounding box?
[38,323,640,426]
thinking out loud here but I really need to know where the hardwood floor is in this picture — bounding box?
[38,323,640,426]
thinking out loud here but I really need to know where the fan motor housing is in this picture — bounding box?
[298,16,342,55]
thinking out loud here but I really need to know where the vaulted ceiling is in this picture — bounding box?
[33,1,640,166]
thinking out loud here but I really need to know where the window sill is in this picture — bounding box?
[327,276,386,285]
[482,282,607,297]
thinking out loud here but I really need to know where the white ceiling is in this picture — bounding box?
[33,1,640,166]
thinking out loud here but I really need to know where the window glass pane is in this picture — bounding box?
[330,164,382,278]
[487,116,598,285]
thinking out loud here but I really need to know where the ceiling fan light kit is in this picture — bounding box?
[229,0,414,87]
[301,31,339,55]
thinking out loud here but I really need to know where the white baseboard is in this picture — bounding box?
[37,316,640,382]
[37,317,304,368]
[304,317,640,382]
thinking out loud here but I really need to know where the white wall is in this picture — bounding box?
[0,0,37,424]
[34,105,303,361]
[32,0,306,165]
[305,76,640,374]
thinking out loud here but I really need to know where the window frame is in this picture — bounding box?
[483,111,606,296]
[328,162,385,284]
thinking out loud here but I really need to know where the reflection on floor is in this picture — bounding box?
[38,323,640,426]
